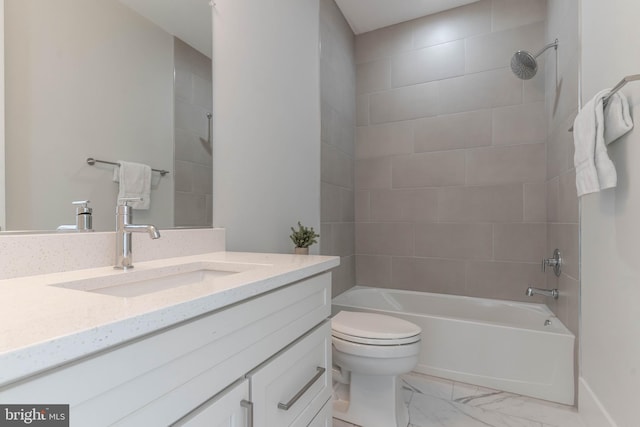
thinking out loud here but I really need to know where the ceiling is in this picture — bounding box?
[334,0,480,34]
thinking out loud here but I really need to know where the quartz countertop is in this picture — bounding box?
[0,251,339,386]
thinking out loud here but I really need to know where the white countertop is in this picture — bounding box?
[0,251,339,386]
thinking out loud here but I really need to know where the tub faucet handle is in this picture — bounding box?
[542,249,562,277]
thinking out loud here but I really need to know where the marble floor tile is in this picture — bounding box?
[450,381,584,427]
[333,372,585,427]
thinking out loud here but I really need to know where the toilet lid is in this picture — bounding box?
[332,311,421,345]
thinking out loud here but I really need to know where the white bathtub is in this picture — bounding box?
[332,286,575,405]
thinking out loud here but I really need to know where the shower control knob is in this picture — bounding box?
[542,249,562,277]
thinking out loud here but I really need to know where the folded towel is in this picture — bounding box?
[603,91,633,144]
[112,161,151,209]
[573,89,633,197]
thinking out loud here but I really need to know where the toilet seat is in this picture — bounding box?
[332,330,419,346]
[331,311,421,346]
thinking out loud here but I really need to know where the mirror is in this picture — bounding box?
[2,0,213,232]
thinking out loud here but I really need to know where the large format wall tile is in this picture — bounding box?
[414,109,492,152]
[438,68,523,115]
[412,0,492,48]
[356,59,390,95]
[494,223,547,262]
[466,143,546,185]
[355,157,392,189]
[370,189,438,222]
[356,222,415,256]
[392,257,466,294]
[438,184,524,222]
[524,182,547,222]
[392,151,466,188]
[492,101,546,146]
[322,142,354,188]
[356,255,392,287]
[355,22,413,64]
[414,223,493,259]
[370,81,439,123]
[391,40,465,87]
[492,0,547,31]
[356,121,413,159]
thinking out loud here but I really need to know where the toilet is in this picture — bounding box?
[331,310,421,427]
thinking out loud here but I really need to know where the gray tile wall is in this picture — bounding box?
[173,38,213,227]
[545,0,580,337]
[354,0,549,303]
[544,0,580,401]
[320,0,356,297]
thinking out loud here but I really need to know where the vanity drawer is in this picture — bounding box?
[248,320,331,427]
[171,378,249,427]
[0,273,331,426]
[307,400,332,427]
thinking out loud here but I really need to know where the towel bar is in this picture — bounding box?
[569,74,640,132]
[86,158,170,176]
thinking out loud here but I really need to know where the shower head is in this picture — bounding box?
[510,39,558,80]
[510,50,538,80]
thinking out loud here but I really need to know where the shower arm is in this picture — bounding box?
[533,39,558,59]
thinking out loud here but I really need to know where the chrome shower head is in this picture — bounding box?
[510,39,558,80]
[511,50,538,80]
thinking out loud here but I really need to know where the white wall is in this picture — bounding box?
[4,0,174,231]
[0,0,5,231]
[580,1,640,426]
[212,0,321,253]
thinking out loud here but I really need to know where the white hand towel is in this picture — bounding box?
[573,90,618,197]
[603,91,634,145]
[112,161,151,209]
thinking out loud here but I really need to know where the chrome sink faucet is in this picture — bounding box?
[115,198,160,270]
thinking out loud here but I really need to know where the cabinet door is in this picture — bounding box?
[307,400,332,427]
[172,379,250,427]
[249,321,331,427]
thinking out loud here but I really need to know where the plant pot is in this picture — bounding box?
[294,247,309,255]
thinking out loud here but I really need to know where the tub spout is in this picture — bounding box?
[526,286,559,299]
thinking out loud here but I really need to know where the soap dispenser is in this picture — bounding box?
[57,200,93,231]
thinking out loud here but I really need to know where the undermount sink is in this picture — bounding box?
[51,261,266,297]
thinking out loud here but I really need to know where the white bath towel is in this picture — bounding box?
[112,161,151,209]
[573,90,633,197]
[603,91,633,145]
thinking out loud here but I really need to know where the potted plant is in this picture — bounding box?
[289,221,319,254]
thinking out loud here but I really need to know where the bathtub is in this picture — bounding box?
[332,286,575,405]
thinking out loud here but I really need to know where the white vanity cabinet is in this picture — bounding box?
[249,321,331,427]
[0,272,333,427]
[172,379,250,427]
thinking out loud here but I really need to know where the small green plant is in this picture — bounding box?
[289,221,320,248]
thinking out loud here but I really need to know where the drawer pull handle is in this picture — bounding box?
[241,400,254,427]
[277,366,326,411]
